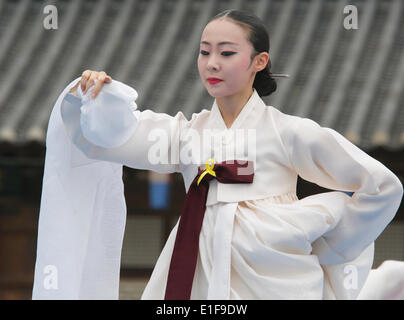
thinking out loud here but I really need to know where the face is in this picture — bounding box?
[198,18,257,98]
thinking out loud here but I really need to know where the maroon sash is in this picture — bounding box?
[164,159,254,300]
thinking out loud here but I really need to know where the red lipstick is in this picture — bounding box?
[207,78,223,85]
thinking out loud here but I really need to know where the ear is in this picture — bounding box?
[254,52,270,72]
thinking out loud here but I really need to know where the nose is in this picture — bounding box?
[206,55,220,72]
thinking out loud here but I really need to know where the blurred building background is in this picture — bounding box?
[0,0,403,299]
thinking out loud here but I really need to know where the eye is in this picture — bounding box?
[200,50,209,55]
[222,51,236,56]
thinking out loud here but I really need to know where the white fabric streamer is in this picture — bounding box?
[32,78,138,299]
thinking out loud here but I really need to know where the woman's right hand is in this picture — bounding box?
[69,70,112,98]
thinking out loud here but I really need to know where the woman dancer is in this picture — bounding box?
[33,9,403,300]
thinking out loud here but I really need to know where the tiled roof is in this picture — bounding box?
[0,0,403,151]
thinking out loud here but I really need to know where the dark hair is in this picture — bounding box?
[208,9,277,97]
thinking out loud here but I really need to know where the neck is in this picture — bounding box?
[216,87,254,129]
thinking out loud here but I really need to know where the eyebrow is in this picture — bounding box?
[200,41,239,47]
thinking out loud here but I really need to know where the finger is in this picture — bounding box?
[84,72,98,94]
[98,71,111,83]
[81,70,91,92]
[92,75,106,98]
[98,71,111,82]
[97,71,109,84]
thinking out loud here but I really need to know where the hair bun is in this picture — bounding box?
[253,68,277,97]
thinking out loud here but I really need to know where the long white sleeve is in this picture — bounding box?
[282,117,403,265]
[61,77,187,173]
[75,77,140,149]
[33,78,127,299]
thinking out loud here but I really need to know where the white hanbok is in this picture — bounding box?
[33,77,403,299]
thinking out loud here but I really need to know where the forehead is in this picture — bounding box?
[200,18,250,46]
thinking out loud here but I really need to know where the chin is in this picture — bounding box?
[205,87,229,99]
[206,91,222,98]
